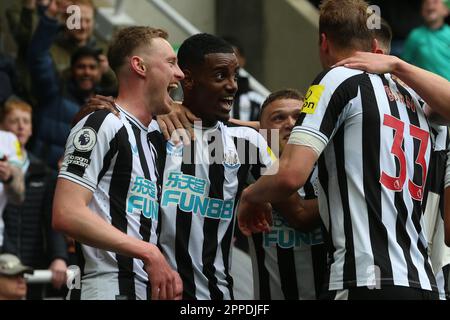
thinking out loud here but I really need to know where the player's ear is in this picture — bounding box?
[182,69,194,90]
[371,38,383,54]
[130,56,146,77]
[320,33,328,53]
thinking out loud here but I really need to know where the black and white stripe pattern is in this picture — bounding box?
[59,105,160,300]
[157,122,272,300]
[422,122,450,299]
[249,170,327,299]
[291,67,438,293]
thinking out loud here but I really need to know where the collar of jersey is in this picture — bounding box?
[115,103,149,132]
[193,121,220,132]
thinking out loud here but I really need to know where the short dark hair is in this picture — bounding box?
[108,26,168,74]
[260,89,304,119]
[373,17,392,54]
[71,46,101,67]
[221,36,245,57]
[177,33,235,70]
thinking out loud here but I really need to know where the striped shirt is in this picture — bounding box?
[157,121,273,300]
[249,169,327,299]
[289,67,438,293]
[59,105,160,300]
[422,123,450,299]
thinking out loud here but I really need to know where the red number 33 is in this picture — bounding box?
[380,114,430,201]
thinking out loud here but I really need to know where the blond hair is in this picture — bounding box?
[107,26,168,74]
[319,0,373,51]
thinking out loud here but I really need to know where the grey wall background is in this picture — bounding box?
[217,0,322,94]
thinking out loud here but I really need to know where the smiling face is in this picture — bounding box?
[71,55,100,92]
[66,4,95,46]
[184,52,239,126]
[143,38,184,115]
[260,98,302,154]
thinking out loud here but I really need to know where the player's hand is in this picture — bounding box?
[72,95,118,127]
[333,51,400,75]
[173,270,183,300]
[144,245,179,300]
[237,188,273,237]
[49,258,68,289]
[156,102,200,145]
[44,0,71,22]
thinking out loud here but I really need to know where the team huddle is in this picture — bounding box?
[52,0,450,300]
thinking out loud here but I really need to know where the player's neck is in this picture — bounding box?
[183,99,218,128]
[328,49,360,68]
[115,95,153,127]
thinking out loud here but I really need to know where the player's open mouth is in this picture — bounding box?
[167,83,179,94]
[220,96,234,110]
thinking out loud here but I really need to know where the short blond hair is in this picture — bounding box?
[319,0,373,51]
[108,26,168,74]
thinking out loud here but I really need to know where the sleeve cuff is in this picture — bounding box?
[288,131,327,157]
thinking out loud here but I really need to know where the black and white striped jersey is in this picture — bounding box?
[59,105,160,300]
[290,67,438,293]
[422,122,450,299]
[157,121,273,300]
[249,169,327,299]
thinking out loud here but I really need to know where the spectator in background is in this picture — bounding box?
[6,0,116,104]
[0,97,68,300]
[0,253,33,300]
[222,36,266,121]
[402,0,450,80]
[0,53,25,104]
[27,1,102,169]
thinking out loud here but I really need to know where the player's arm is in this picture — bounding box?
[272,194,319,232]
[334,52,450,120]
[246,144,318,204]
[228,118,260,130]
[53,176,180,299]
[55,111,181,299]
[53,180,158,264]
[238,144,318,236]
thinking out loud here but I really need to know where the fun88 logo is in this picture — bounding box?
[127,176,159,220]
[161,172,234,220]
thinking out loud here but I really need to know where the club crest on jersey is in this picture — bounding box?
[166,140,183,157]
[222,150,240,169]
[73,127,97,152]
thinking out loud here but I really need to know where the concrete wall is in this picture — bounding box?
[263,0,322,93]
[121,0,215,46]
[216,0,265,82]
[217,0,322,94]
